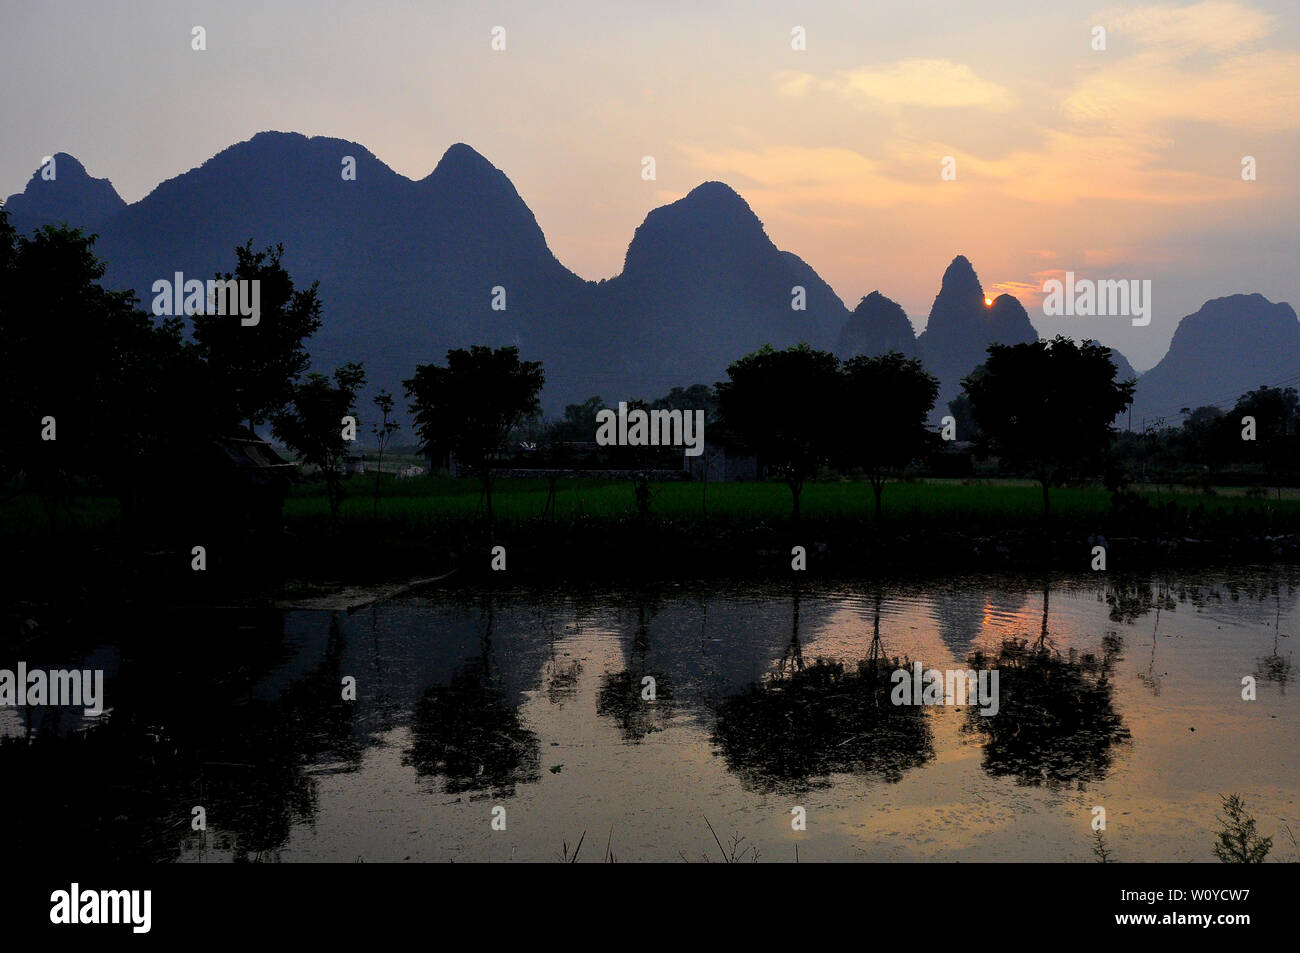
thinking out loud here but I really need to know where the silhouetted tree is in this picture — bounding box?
[0,213,192,525]
[370,388,400,518]
[1231,386,1299,495]
[947,391,982,443]
[840,351,939,522]
[192,241,322,437]
[404,345,544,523]
[1179,405,1230,486]
[715,343,841,521]
[272,363,366,526]
[963,336,1135,518]
[547,396,606,444]
[649,383,718,425]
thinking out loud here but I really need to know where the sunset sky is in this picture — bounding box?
[2,0,1297,369]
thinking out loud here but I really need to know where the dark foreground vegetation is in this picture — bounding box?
[6,474,1300,616]
[4,211,1299,615]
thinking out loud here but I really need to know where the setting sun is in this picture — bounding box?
[984,296,993,306]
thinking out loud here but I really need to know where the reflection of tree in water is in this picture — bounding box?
[596,606,674,742]
[544,622,583,706]
[195,612,364,861]
[712,591,933,793]
[965,589,1129,787]
[404,598,540,796]
[0,610,363,862]
[1255,588,1293,692]
[1105,577,1175,624]
[1134,581,1175,696]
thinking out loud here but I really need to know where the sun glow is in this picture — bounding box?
[984,296,993,306]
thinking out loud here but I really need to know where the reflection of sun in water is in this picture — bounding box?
[984,297,993,306]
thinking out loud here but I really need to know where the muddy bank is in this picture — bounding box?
[8,516,1299,626]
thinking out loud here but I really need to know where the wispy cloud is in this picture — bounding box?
[1098,1,1275,55]
[776,59,1016,112]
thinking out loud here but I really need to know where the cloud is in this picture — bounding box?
[1063,49,1300,133]
[987,279,1048,309]
[1070,2,1298,132]
[776,59,1015,112]
[1098,1,1275,56]
[680,144,947,210]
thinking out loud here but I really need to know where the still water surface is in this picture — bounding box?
[4,570,1296,862]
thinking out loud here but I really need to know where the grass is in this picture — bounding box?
[0,492,122,535]
[279,473,1300,531]
[8,474,1300,537]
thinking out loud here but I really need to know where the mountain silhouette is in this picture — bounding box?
[597,181,847,399]
[1106,345,1139,384]
[81,132,591,413]
[4,137,1289,428]
[836,290,918,359]
[1130,294,1300,424]
[4,136,846,414]
[3,153,125,235]
[916,256,1038,412]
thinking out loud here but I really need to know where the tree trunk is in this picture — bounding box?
[872,479,884,524]
[328,474,341,529]
[373,450,383,519]
[1041,479,1051,521]
[790,480,802,522]
[483,470,494,525]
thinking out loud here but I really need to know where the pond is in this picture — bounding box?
[3,570,1296,862]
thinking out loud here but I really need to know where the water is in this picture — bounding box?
[3,570,1296,862]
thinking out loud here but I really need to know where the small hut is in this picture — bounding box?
[132,435,296,540]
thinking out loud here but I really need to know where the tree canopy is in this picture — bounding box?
[192,241,322,436]
[715,343,841,520]
[963,336,1135,516]
[841,351,939,521]
[404,345,544,522]
[272,363,366,525]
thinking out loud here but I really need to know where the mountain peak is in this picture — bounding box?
[837,290,917,359]
[940,255,982,296]
[3,152,125,234]
[917,256,1036,414]
[45,151,89,177]
[426,143,503,186]
[630,180,762,243]
[683,180,746,205]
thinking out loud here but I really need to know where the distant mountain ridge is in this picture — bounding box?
[5,133,1295,425]
[1129,294,1300,424]
[2,133,846,413]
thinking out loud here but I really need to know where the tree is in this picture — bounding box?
[548,396,607,443]
[649,383,718,425]
[947,391,982,444]
[1231,386,1299,496]
[192,241,322,436]
[0,215,193,526]
[963,336,1135,518]
[404,346,544,523]
[1178,405,1229,488]
[370,389,400,519]
[272,363,366,526]
[841,352,939,522]
[715,343,841,521]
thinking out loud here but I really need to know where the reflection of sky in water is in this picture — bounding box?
[2,571,1295,862]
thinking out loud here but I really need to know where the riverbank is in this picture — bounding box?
[5,475,1300,621]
